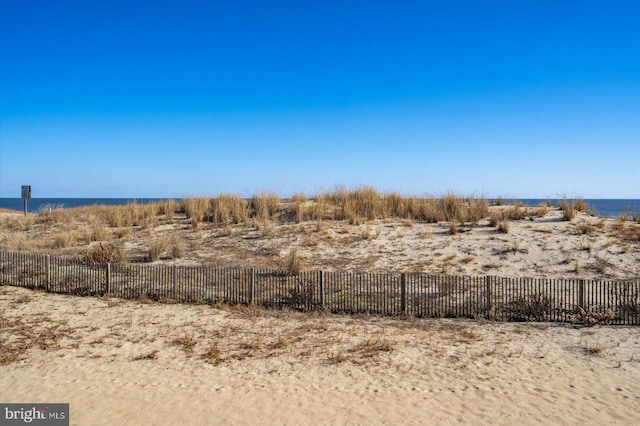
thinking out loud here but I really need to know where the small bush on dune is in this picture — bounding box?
[537,205,548,217]
[102,203,158,228]
[251,192,280,222]
[350,187,384,220]
[576,223,595,235]
[572,198,590,214]
[182,198,209,223]
[290,192,308,223]
[286,249,301,275]
[90,222,109,241]
[169,237,183,258]
[80,243,125,264]
[148,239,167,262]
[438,193,465,223]
[210,195,249,226]
[160,199,176,220]
[572,307,615,326]
[295,202,306,223]
[467,199,489,224]
[384,192,407,218]
[498,221,510,233]
[562,207,575,221]
[509,205,526,220]
[488,214,500,227]
[51,233,73,249]
[557,197,575,221]
[291,192,306,203]
[557,197,570,212]
[448,221,458,235]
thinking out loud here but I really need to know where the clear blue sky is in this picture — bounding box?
[1,0,639,198]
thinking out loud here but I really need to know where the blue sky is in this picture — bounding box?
[1,0,639,198]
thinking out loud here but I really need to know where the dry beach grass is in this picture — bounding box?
[1,190,640,424]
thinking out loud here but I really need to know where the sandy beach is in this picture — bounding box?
[1,285,639,425]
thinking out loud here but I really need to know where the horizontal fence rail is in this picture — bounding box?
[0,250,638,325]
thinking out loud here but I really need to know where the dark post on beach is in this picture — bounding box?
[21,185,31,216]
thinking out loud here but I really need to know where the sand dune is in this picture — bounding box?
[2,205,640,281]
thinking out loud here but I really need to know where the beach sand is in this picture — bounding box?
[2,285,639,425]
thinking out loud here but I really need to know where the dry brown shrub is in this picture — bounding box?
[210,195,248,226]
[171,333,197,355]
[89,222,108,241]
[354,337,393,358]
[295,202,306,223]
[148,239,167,262]
[286,249,301,275]
[105,206,130,228]
[498,221,510,233]
[251,192,280,221]
[438,193,465,222]
[583,342,607,356]
[610,220,640,242]
[51,233,73,249]
[448,221,458,235]
[488,214,500,227]
[203,342,224,365]
[291,192,306,203]
[563,206,575,221]
[467,199,489,224]
[572,198,590,214]
[384,192,407,218]
[182,198,209,222]
[16,295,32,303]
[576,222,595,235]
[510,205,526,220]
[80,243,125,264]
[132,350,158,361]
[557,197,570,211]
[169,237,183,258]
[572,308,615,326]
[160,199,177,220]
[594,257,609,274]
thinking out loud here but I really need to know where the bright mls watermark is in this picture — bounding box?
[0,404,68,425]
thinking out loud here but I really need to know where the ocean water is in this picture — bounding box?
[1,197,639,218]
[512,199,640,219]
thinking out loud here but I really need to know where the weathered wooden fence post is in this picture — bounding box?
[485,276,492,319]
[45,255,51,292]
[319,270,325,309]
[249,268,255,305]
[401,273,407,315]
[105,263,111,296]
[173,266,179,300]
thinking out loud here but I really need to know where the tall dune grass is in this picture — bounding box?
[0,188,494,255]
[314,187,488,224]
[250,192,280,221]
[209,195,249,226]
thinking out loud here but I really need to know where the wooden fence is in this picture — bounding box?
[1,250,638,324]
